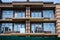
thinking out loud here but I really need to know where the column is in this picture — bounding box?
[26,20,30,33]
[26,7,30,18]
[26,7,30,33]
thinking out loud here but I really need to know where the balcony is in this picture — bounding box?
[12,2,43,6]
[30,18,56,22]
[0,18,12,23]
[0,22,56,36]
[0,33,57,36]
[0,17,56,23]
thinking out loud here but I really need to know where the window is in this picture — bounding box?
[2,10,13,20]
[31,23,55,33]
[43,23,55,33]
[14,23,25,33]
[31,23,42,33]
[31,11,42,18]
[1,23,12,33]
[43,10,54,19]
[14,11,25,18]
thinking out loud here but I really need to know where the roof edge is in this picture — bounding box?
[55,3,60,5]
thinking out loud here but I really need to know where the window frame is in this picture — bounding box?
[43,22,56,33]
[30,22,56,33]
[2,10,13,20]
[2,9,26,19]
[30,22,43,33]
[14,10,26,18]
[30,9,42,18]
[14,23,26,33]
[42,10,55,19]
[1,23,13,33]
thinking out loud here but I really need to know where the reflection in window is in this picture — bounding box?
[43,23,55,33]
[31,23,42,33]
[15,11,25,18]
[31,11,42,18]
[2,10,13,20]
[43,10,54,19]
[1,23,12,33]
[14,23,25,33]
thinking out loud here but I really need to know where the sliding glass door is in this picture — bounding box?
[14,23,25,33]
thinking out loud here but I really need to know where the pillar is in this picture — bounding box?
[26,7,30,33]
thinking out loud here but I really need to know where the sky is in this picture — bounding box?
[1,0,60,3]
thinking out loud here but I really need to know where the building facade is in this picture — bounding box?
[0,0,60,38]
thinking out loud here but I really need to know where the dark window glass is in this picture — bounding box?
[14,23,25,33]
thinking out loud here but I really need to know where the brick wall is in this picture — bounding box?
[26,7,30,33]
[56,4,60,37]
